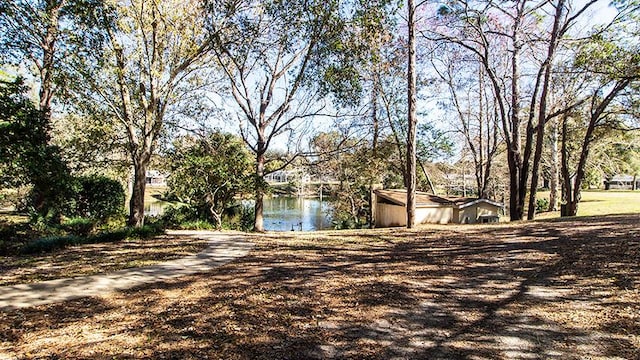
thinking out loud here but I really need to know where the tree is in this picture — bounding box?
[167,132,252,228]
[78,0,216,227]
[208,0,349,232]
[424,0,620,220]
[406,0,418,228]
[1,0,65,127]
[309,130,400,228]
[0,0,99,213]
[0,77,73,221]
[344,0,400,227]
[416,123,454,193]
[560,40,639,216]
[431,49,502,198]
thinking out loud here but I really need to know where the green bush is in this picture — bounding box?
[178,220,216,230]
[60,217,95,237]
[161,201,255,231]
[75,175,125,222]
[27,214,65,237]
[128,223,165,239]
[332,218,360,230]
[20,224,165,254]
[20,175,125,226]
[222,203,254,231]
[0,225,19,255]
[159,205,200,228]
[536,198,550,213]
[21,235,83,254]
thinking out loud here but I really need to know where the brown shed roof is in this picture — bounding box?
[374,189,453,207]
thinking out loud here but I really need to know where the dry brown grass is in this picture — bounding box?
[1,214,639,359]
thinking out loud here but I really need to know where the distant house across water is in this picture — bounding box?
[264,169,312,184]
[145,170,167,187]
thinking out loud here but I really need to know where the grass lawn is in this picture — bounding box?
[0,214,638,359]
[535,190,640,218]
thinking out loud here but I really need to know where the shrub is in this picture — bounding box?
[20,224,165,254]
[0,225,19,255]
[89,228,129,243]
[21,235,82,254]
[536,198,550,213]
[27,214,65,237]
[75,175,125,222]
[128,223,164,239]
[238,205,255,232]
[60,217,95,237]
[19,175,125,226]
[159,205,200,228]
[332,218,359,230]
[178,220,216,230]
[223,203,254,232]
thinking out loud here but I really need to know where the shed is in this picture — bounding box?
[449,197,504,224]
[604,175,639,190]
[373,189,503,227]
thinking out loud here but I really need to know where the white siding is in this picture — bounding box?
[416,207,453,225]
[458,207,477,224]
[455,203,502,223]
[376,203,453,227]
[376,203,406,227]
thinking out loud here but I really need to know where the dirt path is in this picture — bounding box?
[0,230,254,310]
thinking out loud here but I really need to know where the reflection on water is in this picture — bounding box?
[263,197,333,231]
[144,200,169,217]
[144,196,333,231]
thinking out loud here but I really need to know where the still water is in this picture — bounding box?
[145,196,333,231]
[262,197,333,231]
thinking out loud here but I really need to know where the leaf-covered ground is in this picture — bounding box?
[1,214,638,359]
[0,234,209,286]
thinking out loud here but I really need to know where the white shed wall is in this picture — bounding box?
[376,203,453,227]
[455,203,502,223]
[416,207,453,225]
[376,203,406,227]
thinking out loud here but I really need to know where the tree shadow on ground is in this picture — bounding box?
[1,214,638,359]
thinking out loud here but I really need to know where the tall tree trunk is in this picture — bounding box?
[369,74,379,228]
[419,161,436,195]
[527,0,565,220]
[560,111,571,216]
[477,65,485,198]
[254,137,266,232]
[507,151,522,220]
[372,74,380,153]
[31,1,64,213]
[509,26,524,221]
[128,156,149,227]
[562,80,630,217]
[38,0,65,131]
[406,0,417,228]
[549,117,559,210]
[462,168,467,197]
[254,155,265,232]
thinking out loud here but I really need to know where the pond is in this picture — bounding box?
[145,196,334,231]
[262,196,333,231]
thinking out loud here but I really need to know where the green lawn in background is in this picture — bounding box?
[535,190,640,218]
